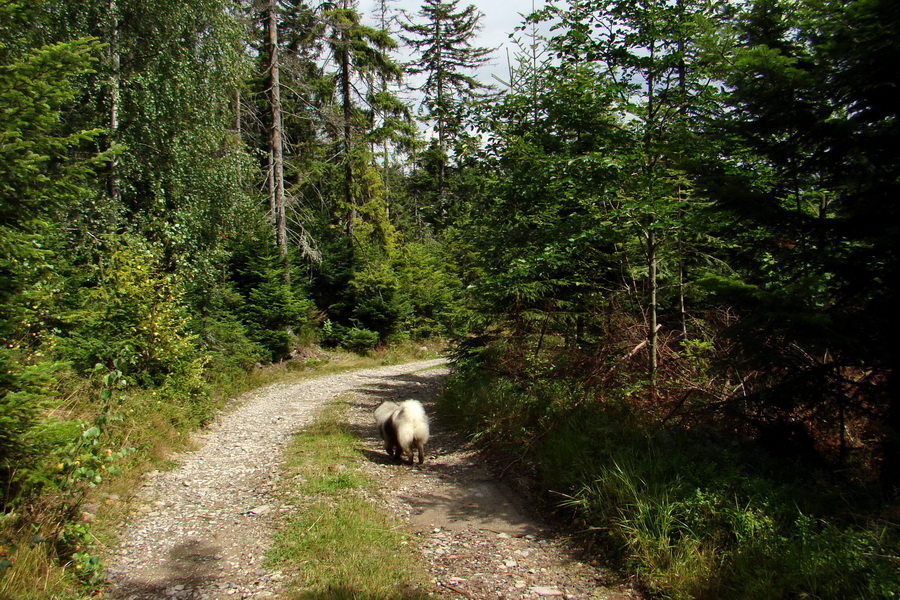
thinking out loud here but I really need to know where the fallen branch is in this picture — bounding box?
[439,581,475,598]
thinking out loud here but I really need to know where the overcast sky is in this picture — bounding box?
[357,0,548,88]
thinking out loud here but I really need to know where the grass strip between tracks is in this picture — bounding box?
[269,395,427,600]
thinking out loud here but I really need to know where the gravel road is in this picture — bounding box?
[103,358,636,600]
[104,359,447,600]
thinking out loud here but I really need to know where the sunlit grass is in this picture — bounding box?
[0,539,79,600]
[440,368,900,600]
[271,397,428,600]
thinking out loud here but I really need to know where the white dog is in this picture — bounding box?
[375,400,430,464]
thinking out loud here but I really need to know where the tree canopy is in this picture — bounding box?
[1,0,898,596]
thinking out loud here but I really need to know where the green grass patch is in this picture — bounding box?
[270,397,427,600]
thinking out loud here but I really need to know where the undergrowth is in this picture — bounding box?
[0,343,440,600]
[439,367,900,600]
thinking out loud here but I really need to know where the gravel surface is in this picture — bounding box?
[103,358,637,600]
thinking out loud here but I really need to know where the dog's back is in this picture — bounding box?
[375,401,399,428]
[374,399,429,464]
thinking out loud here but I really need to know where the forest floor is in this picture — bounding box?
[102,359,637,600]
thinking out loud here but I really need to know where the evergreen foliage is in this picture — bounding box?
[1,0,898,596]
[401,0,494,225]
[0,0,108,508]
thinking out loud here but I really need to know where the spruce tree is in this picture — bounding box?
[401,0,494,221]
[321,0,403,240]
[0,0,107,504]
[707,0,900,486]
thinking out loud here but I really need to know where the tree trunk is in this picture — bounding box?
[434,18,447,215]
[377,0,392,200]
[268,0,289,284]
[340,0,355,242]
[882,365,900,494]
[235,87,242,136]
[108,0,120,205]
[679,248,688,337]
[648,227,659,389]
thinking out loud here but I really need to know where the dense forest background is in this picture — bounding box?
[1,0,898,597]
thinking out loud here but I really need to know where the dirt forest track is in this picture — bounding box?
[103,359,636,600]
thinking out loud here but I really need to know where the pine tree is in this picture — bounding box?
[0,0,107,504]
[321,0,403,240]
[536,0,721,384]
[706,0,900,486]
[401,0,494,217]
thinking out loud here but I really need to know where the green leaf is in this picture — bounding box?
[82,426,101,439]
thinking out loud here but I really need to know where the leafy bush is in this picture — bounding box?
[53,237,207,393]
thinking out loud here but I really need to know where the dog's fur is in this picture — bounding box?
[374,401,400,459]
[375,400,430,464]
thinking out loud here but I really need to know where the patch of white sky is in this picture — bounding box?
[356,0,551,101]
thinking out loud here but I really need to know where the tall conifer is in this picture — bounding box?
[401,0,494,213]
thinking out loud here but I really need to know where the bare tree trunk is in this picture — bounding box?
[340,0,355,242]
[677,0,688,339]
[108,0,120,204]
[376,0,392,200]
[235,87,242,136]
[267,147,275,226]
[268,0,289,285]
[434,19,447,217]
[648,227,659,388]
[679,246,688,337]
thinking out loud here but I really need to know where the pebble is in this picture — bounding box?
[531,586,564,596]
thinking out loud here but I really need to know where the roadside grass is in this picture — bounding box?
[0,539,78,600]
[0,344,441,600]
[269,397,428,600]
[439,368,900,600]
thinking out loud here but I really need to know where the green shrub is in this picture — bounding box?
[195,313,266,379]
[226,233,316,362]
[394,241,469,339]
[349,263,413,341]
[0,352,68,508]
[340,327,379,354]
[53,237,207,394]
